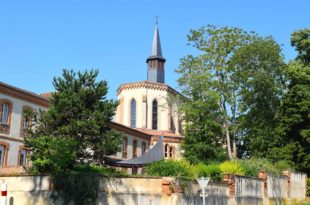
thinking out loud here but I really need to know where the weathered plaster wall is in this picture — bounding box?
[234,175,264,205]
[0,173,306,205]
[289,172,307,200]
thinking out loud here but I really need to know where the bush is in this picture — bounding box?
[193,163,222,181]
[26,136,77,174]
[145,160,195,179]
[219,160,245,175]
[73,165,126,177]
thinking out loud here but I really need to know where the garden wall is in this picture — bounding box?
[0,172,306,205]
[286,171,307,200]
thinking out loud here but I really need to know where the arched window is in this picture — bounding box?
[130,99,136,128]
[1,103,9,124]
[152,99,158,130]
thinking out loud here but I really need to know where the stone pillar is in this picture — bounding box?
[223,174,235,197]
[162,177,173,195]
[258,171,269,205]
[258,171,268,197]
[283,170,291,200]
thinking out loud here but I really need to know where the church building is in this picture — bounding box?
[0,22,184,174]
[109,22,185,174]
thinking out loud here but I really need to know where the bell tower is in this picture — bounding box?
[146,20,166,84]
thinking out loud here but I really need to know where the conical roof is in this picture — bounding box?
[147,22,165,61]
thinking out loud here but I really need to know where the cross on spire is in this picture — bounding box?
[155,16,159,24]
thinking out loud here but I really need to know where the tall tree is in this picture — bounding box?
[177,25,251,160]
[177,25,286,161]
[230,37,286,158]
[271,29,310,174]
[26,69,122,173]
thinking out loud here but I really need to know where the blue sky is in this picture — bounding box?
[1,0,309,99]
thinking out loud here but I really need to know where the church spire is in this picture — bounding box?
[147,19,166,84]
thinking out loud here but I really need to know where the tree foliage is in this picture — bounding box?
[271,28,310,174]
[177,25,285,161]
[231,36,286,157]
[291,28,310,65]
[25,69,122,173]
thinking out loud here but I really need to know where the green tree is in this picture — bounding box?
[271,28,310,174]
[177,25,251,160]
[177,25,286,161]
[230,36,286,158]
[291,28,310,65]
[26,69,122,173]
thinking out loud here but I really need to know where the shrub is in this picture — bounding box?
[219,160,245,175]
[194,163,222,181]
[231,158,293,177]
[26,136,77,174]
[274,160,294,173]
[238,160,258,177]
[73,165,126,177]
[145,160,195,179]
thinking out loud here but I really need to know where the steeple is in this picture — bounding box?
[146,20,166,84]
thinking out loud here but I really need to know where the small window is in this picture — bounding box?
[122,137,128,158]
[164,144,169,158]
[142,142,146,155]
[130,99,136,128]
[152,100,158,130]
[23,112,30,129]
[1,103,9,125]
[133,140,137,158]
[19,149,27,166]
[22,108,33,130]
[169,146,174,158]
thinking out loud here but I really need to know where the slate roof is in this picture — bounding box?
[147,22,165,62]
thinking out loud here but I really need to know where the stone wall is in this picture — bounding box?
[0,172,306,205]
[284,171,307,201]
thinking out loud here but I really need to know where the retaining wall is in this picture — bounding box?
[0,171,306,205]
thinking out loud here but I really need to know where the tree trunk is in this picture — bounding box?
[224,123,232,159]
[232,134,237,158]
